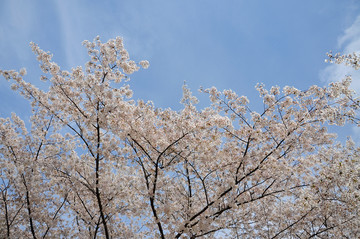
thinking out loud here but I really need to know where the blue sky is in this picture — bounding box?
[1,0,360,138]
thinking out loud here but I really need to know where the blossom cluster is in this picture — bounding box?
[326,51,360,70]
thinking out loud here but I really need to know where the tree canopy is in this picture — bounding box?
[0,37,359,238]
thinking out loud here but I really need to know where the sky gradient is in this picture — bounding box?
[1,0,360,138]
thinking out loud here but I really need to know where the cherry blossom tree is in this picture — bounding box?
[0,37,359,238]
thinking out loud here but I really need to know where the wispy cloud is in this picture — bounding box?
[54,1,86,69]
[53,1,154,69]
[0,1,36,64]
[320,15,360,92]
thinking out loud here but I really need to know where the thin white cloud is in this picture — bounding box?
[0,0,36,62]
[54,0,87,69]
[320,15,360,93]
[53,1,156,69]
[338,16,360,49]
